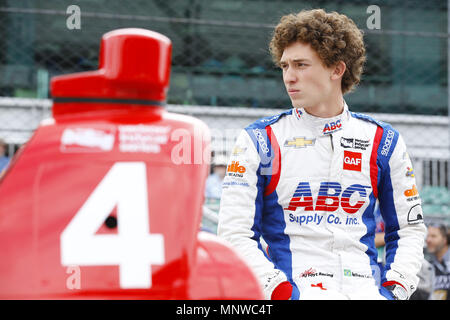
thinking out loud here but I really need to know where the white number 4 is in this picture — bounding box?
[60,162,165,289]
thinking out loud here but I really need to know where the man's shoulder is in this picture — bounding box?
[240,109,292,157]
[349,111,399,134]
[350,111,394,129]
[245,109,293,131]
[350,111,403,161]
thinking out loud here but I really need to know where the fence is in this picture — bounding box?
[0,0,448,115]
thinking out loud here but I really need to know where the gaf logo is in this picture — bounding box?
[323,120,342,134]
[343,151,362,171]
[381,130,395,156]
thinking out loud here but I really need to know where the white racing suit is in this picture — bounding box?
[218,103,426,300]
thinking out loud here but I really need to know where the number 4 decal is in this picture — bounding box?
[60,162,165,289]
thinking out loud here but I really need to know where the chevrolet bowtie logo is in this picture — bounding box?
[284,137,316,148]
[232,146,247,155]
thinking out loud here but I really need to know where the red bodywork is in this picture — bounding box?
[0,28,262,299]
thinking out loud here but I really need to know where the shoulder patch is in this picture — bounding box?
[246,109,293,130]
[350,112,398,136]
[243,110,290,175]
[350,112,386,128]
[351,112,401,164]
[351,112,400,167]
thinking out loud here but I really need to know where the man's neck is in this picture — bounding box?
[436,245,449,262]
[303,96,345,118]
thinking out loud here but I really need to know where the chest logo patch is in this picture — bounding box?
[343,151,362,171]
[284,137,315,148]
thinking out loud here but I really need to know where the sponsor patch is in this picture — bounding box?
[222,181,249,188]
[227,161,246,177]
[381,129,395,156]
[232,146,247,156]
[323,120,342,135]
[407,204,424,224]
[284,137,315,148]
[61,127,115,152]
[118,124,170,153]
[343,151,362,172]
[343,269,371,278]
[406,167,415,177]
[252,128,269,154]
[300,268,333,279]
[404,184,420,202]
[260,115,279,123]
[284,181,369,215]
[340,137,370,150]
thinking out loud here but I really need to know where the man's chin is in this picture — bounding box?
[291,98,306,109]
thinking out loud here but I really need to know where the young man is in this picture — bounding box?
[218,9,426,300]
[426,224,450,300]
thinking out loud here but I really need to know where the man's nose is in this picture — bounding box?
[284,66,297,84]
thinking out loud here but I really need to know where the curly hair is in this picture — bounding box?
[269,9,366,94]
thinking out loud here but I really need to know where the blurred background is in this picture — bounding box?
[0,1,448,226]
[0,0,447,111]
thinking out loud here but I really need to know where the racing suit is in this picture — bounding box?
[218,102,426,300]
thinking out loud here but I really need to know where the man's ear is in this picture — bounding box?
[331,61,346,80]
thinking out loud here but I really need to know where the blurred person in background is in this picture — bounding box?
[0,138,10,175]
[426,224,450,300]
[218,8,426,300]
[409,258,433,300]
[204,154,228,200]
[374,205,386,273]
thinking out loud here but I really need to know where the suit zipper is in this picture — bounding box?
[328,132,345,294]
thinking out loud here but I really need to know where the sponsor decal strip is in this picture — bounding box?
[264,125,281,196]
[381,129,395,156]
[370,127,383,198]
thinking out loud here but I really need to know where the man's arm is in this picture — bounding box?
[217,129,291,299]
[378,132,426,299]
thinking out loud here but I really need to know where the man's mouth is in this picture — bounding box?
[288,89,301,96]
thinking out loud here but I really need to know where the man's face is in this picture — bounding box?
[280,42,337,109]
[426,226,446,254]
